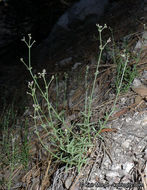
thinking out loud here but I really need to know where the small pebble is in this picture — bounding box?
[106,171,120,178]
[123,162,134,174]
[141,117,147,127]
[65,176,74,189]
[122,139,131,149]
[126,117,132,123]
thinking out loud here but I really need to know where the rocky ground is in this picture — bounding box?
[0,0,147,189]
[47,33,147,190]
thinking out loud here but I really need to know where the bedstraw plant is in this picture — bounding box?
[21,24,130,172]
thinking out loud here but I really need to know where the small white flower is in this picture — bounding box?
[42,69,47,77]
[121,54,125,58]
[38,69,47,78]
[30,115,37,119]
[96,24,102,29]
[51,75,54,80]
[20,58,23,62]
[107,37,111,43]
[38,72,42,78]
[104,24,107,29]
[33,104,40,111]
[21,37,25,42]
[28,81,34,88]
[26,92,32,96]
[28,33,32,40]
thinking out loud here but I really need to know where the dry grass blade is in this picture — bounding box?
[41,157,52,190]
[136,161,147,190]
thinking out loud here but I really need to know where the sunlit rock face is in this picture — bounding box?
[48,0,109,42]
[33,0,109,66]
[57,0,109,29]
